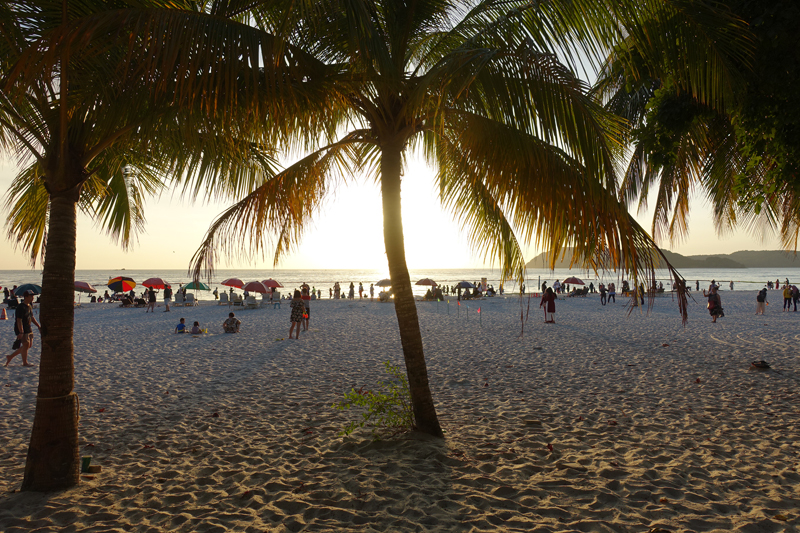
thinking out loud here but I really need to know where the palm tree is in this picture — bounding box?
[0,0,284,489]
[190,0,747,436]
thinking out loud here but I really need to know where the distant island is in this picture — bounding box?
[526,249,800,269]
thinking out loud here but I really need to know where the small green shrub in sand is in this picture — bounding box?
[334,361,414,439]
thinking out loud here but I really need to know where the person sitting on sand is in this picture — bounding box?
[190,321,203,334]
[289,290,304,339]
[223,312,241,333]
[540,287,556,323]
[175,318,187,333]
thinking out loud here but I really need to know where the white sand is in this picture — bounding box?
[1,291,799,532]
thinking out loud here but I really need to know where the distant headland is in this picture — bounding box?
[526,249,800,269]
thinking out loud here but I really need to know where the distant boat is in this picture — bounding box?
[121,268,126,270]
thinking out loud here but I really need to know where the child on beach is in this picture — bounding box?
[540,287,556,323]
[190,321,203,334]
[175,318,186,333]
[704,286,724,323]
[223,313,241,333]
[289,290,304,339]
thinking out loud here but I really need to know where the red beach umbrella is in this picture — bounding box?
[415,278,438,287]
[142,277,170,289]
[74,281,97,293]
[261,279,283,288]
[563,276,585,285]
[243,281,269,293]
[221,278,244,288]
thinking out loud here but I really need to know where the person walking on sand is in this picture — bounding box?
[5,290,41,367]
[755,288,767,315]
[540,287,556,323]
[213,287,219,300]
[608,282,616,303]
[783,284,793,311]
[146,286,157,313]
[289,290,304,339]
[301,283,311,331]
[704,285,724,322]
[163,285,172,312]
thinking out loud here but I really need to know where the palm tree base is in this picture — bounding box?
[22,393,80,491]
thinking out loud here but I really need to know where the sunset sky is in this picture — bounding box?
[0,156,777,272]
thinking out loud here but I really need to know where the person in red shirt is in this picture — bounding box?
[540,287,556,323]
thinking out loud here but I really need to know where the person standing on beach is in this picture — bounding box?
[553,279,561,295]
[289,290,304,339]
[783,284,793,311]
[301,283,311,331]
[370,283,374,301]
[213,287,219,300]
[348,282,355,300]
[358,282,363,299]
[705,286,723,323]
[540,287,556,323]
[729,280,734,291]
[5,290,40,367]
[163,285,172,312]
[756,288,767,315]
[146,286,157,313]
[599,283,607,305]
[608,282,616,303]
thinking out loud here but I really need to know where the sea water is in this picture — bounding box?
[1,267,798,298]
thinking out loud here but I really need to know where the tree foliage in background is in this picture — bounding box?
[595,0,799,246]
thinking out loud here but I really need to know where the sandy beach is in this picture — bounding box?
[1,290,798,532]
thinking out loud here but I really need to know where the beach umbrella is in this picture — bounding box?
[456,281,475,289]
[563,276,585,285]
[243,281,269,293]
[142,277,170,289]
[415,278,438,287]
[375,279,392,287]
[108,276,136,293]
[15,283,43,296]
[74,281,97,293]
[221,278,244,288]
[184,280,210,290]
[261,279,283,288]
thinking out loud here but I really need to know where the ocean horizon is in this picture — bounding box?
[2,267,799,296]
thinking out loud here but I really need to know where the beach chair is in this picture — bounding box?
[173,293,185,307]
[185,293,198,306]
[219,292,229,305]
[232,294,244,306]
[245,296,258,309]
[260,293,269,307]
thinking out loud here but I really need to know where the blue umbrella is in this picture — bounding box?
[15,283,42,296]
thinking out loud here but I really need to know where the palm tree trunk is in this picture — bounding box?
[380,143,444,438]
[22,192,80,490]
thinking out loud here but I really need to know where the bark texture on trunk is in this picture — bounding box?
[22,193,80,491]
[380,143,443,438]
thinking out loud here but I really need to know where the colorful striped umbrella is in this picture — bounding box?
[107,276,136,292]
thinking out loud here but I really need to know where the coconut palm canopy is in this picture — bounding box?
[182,0,749,437]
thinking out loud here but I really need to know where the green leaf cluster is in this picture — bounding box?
[333,361,414,440]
